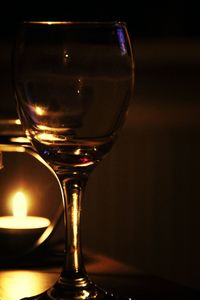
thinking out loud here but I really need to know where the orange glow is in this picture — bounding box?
[34,106,46,116]
[37,133,57,141]
[0,144,26,152]
[37,125,71,133]
[72,191,79,270]
[0,191,50,229]
[27,21,73,25]
[36,132,68,144]
[0,270,57,299]
[0,216,50,229]
[12,191,27,217]
[10,137,29,144]
[15,118,21,125]
[0,119,21,125]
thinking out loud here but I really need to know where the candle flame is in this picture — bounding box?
[12,192,27,218]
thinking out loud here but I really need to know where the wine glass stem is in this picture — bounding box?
[58,173,89,286]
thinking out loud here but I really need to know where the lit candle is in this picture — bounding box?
[0,191,50,255]
[0,191,50,229]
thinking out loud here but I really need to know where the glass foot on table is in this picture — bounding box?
[21,293,131,300]
[20,282,132,300]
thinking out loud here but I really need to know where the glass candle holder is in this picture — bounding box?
[0,118,63,259]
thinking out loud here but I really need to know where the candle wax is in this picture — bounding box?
[0,216,50,229]
[0,216,51,256]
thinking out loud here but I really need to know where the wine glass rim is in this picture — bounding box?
[22,21,127,26]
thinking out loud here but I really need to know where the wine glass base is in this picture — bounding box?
[20,283,132,300]
[21,292,131,300]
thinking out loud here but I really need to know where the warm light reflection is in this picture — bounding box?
[0,119,21,126]
[35,106,46,116]
[38,133,58,141]
[0,144,26,152]
[81,290,90,299]
[74,148,81,155]
[0,270,57,300]
[0,151,3,170]
[37,125,52,131]
[12,191,27,217]
[0,191,50,229]
[36,133,68,143]
[37,125,70,133]
[29,21,73,25]
[15,118,21,125]
[72,191,79,271]
[64,50,70,63]
[11,137,29,144]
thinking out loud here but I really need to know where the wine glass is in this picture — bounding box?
[14,21,134,300]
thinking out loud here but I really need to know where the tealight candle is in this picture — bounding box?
[0,215,50,229]
[0,191,50,255]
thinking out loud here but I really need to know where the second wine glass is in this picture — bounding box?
[14,21,134,300]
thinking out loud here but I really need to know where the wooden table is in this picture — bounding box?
[0,252,200,300]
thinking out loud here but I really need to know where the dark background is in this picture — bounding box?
[0,0,200,293]
[0,1,199,38]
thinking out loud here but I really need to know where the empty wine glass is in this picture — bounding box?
[14,21,134,300]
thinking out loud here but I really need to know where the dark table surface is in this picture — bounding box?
[0,249,200,300]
